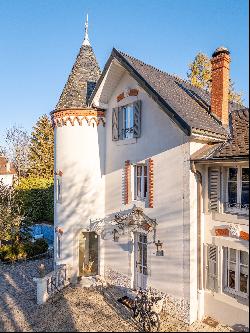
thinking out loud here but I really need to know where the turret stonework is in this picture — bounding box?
[55,44,101,110]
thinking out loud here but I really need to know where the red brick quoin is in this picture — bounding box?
[124,160,131,204]
[148,158,154,208]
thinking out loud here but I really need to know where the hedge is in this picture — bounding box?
[0,239,49,262]
[16,177,54,223]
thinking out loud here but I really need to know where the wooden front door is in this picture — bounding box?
[79,232,99,277]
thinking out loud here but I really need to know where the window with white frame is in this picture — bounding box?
[227,167,249,211]
[134,164,148,201]
[112,101,141,141]
[223,247,249,298]
[122,104,134,139]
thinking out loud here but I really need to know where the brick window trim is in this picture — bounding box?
[124,158,154,208]
[117,89,139,102]
[124,160,131,204]
[148,158,154,208]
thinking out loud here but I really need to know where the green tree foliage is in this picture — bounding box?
[28,114,54,178]
[16,177,54,223]
[187,52,243,105]
[0,181,31,248]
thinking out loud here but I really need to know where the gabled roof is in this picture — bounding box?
[90,48,230,139]
[55,44,101,111]
[191,108,249,161]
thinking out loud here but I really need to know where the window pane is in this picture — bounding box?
[137,166,142,176]
[144,176,148,198]
[123,105,133,139]
[230,249,236,262]
[240,267,248,293]
[241,182,249,205]
[137,176,142,197]
[142,244,147,267]
[228,182,237,204]
[229,168,238,181]
[240,251,249,265]
[242,168,249,182]
[137,242,142,264]
[228,269,236,289]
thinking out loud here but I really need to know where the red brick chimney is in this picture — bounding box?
[211,47,231,127]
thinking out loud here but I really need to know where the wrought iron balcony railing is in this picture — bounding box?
[224,202,249,214]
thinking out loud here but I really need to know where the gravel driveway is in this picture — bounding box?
[0,259,238,332]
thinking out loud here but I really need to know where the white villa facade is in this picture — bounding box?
[51,21,249,327]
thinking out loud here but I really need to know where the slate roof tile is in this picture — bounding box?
[55,45,101,110]
[118,51,228,137]
[191,108,249,160]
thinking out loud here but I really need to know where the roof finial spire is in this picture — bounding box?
[83,14,90,46]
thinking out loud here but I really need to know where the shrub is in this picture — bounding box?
[24,239,49,258]
[0,239,48,262]
[16,177,54,223]
[0,243,27,262]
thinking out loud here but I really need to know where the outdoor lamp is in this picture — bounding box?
[113,229,119,242]
[155,240,164,256]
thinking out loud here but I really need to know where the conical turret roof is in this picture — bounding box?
[55,28,101,110]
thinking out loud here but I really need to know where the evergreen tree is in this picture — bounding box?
[187,52,243,105]
[28,115,54,178]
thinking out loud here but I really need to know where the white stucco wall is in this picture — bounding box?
[197,164,249,328]
[102,72,200,323]
[54,119,105,281]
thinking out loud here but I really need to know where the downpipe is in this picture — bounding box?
[191,161,204,321]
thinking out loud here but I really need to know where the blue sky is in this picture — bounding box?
[0,0,249,146]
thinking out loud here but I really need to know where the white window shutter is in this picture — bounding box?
[133,100,141,138]
[206,244,218,292]
[208,167,220,212]
[112,108,119,141]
